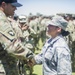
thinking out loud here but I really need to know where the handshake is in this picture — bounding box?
[26,51,36,67]
[11,40,36,66]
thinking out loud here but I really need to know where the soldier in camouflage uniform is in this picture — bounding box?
[18,15,34,52]
[28,15,42,51]
[65,15,75,72]
[0,0,33,75]
[18,15,34,75]
[40,16,50,44]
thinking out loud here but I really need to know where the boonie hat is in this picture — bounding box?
[46,15,68,30]
[0,0,22,7]
[19,15,27,23]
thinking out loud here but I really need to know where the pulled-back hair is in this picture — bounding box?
[61,29,70,36]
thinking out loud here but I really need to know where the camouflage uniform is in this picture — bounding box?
[66,20,75,71]
[40,18,50,44]
[18,15,34,52]
[0,9,33,75]
[34,35,72,75]
[18,15,34,75]
[29,17,42,51]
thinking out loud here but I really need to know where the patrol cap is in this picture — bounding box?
[46,15,68,30]
[0,0,22,7]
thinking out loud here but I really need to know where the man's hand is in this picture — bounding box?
[27,58,36,67]
[21,24,29,31]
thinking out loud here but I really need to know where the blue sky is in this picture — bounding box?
[15,0,75,16]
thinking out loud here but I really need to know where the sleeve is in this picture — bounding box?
[0,29,33,59]
[34,42,53,64]
[56,47,72,75]
[44,46,55,61]
[34,40,55,64]
[34,50,43,64]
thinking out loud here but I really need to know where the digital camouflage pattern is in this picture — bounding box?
[34,35,72,75]
[66,19,75,72]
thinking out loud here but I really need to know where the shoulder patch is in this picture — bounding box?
[8,30,15,36]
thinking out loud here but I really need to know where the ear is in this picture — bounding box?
[57,27,61,32]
